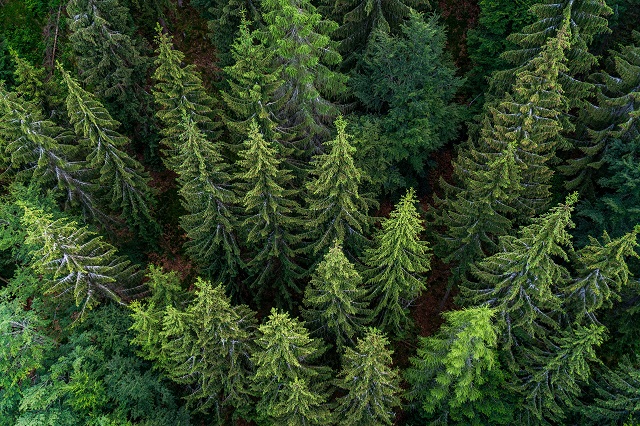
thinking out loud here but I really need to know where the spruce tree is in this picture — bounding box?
[0,83,101,220]
[20,203,140,318]
[251,308,331,424]
[152,28,218,168]
[236,120,305,305]
[335,328,401,426]
[260,0,347,154]
[174,114,242,284]
[463,194,577,351]
[364,188,431,336]
[564,227,639,324]
[60,66,160,240]
[405,307,513,425]
[302,241,370,350]
[304,116,373,260]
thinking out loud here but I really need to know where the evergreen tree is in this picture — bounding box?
[405,307,513,425]
[335,328,401,426]
[66,0,149,129]
[518,324,605,423]
[221,17,287,147]
[564,227,639,324]
[20,203,140,318]
[302,241,370,350]
[174,114,242,284]
[364,188,431,336]
[260,0,347,154]
[463,194,577,351]
[0,83,101,220]
[157,279,256,421]
[251,308,331,424]
[61,66,160,240]
[236,120,305,305]
[152,28,219,168]
[304,116,373,259]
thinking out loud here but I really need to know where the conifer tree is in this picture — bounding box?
[302,241,370,350]
[67,0,149,128]
[564,227,639,324]
[236,120,305,304]
[60,66,160,240]
[405,307,513,425]
[152,28,218,167]
[304,116,373,259]
[0,83,101,220]
[463,194,577,351]
[174,115,242,284]
[518,324,605,423]
[19,203,140,318]
[260,0,347,154]
[251,308,331,424]
[335,328,401,426]
[364,188,431,336]
[156,279,256,420]
[221,17,287,147]
[493,0,612,105]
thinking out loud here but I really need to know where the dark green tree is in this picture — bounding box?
[251,308,331,424]
[405,307,513,425]
[335,328,401,426]
[364,188,431,336]
[236,120,305,305]
[351,12,463,181]
[304,116,373,260]
[174,115,242,284]
[61,66,160,240]
[260,0,347,154]
[302,241,370,350]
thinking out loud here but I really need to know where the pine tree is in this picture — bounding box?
[152,27,218,168]
[66,0,149,129]
[302,241,370,350]
[564,227,639,324]
[19,203,140,318]
[463,194,577,351]
[335,328,401,426]
[174,114,242,284]
[364,188,431,336]
[268,377,334,426]
[157,279,256,421]
[60,66,160,240]
[236,120,305,305]
[493,0,612,105]
[220,17,287,147]
[260,0,347,154]
[0,83,101,220]
[518,324,605,423]
[304,116,373,259]
[405,307,513,425]
[251,308,331,424]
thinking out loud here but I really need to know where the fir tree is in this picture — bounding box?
[260,0,347,154]
[251,308,331,424]
[405,307,513,425]
[236,120,305,305]
[364,188,431,336]
[302,241,370,350]
[304,116,373,260]
[60,66,160,240]
[174,114,242,284]
[463,194,577,351]
[335,328,401,426]
[564,227,639,324]
[152,27,218,168]
[20,203,140,318]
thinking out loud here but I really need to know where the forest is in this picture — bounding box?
[0,0,639,424]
